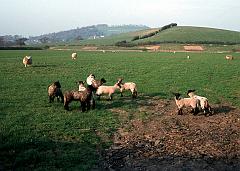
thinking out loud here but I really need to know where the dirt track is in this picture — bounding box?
[95,96,240,171]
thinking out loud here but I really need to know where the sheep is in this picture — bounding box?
[64,81,93,112]
[187,89,213,116]
[118,78,137,98]
[85,74,106,91]
[187,55,190,59]
[96,79,122,100]
[173,93,200,115]
[22,56,32,67]
[48,81,64,103]
[225,55,233,60]
[71,52,77,60]
[86,74,96,86]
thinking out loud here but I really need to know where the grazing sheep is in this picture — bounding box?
[22,56,32,67]
[48,81,64,103]
[96,79,121,100]
[118,78,137,98]
[225,55,233,60]
[187,89,213,116]
[187,55,190,59]
[173,93,200,115]
[64,81,93,112]
[71,52,77,60]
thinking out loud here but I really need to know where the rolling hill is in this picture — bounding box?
[77,26,240,46]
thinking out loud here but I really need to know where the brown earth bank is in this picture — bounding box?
[94,96,240,171]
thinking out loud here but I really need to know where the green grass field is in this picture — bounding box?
[0,50,240,170]
[72,26,240,46]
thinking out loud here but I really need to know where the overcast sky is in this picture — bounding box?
[1,0,239,36]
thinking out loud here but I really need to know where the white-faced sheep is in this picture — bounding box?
[173,93,200,115]
[64,81,93,112]
[23,56,32,67]
[48,81,64,103]
[96,79,121,100]
[225,55,233,60]
[187,89,213,116]
[71,52,77,60]
[118,78,137,98]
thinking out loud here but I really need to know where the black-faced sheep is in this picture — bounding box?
[96,79,122,100]
[48,81,64,103]
[173,93,200,115]
[187,89,213,116]
[64,81,93,112]
[23,56,32,67]
[118,78,137,98]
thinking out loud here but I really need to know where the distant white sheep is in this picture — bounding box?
[225,55,233,60]
[22,56,32,67]
[71,52,77,60]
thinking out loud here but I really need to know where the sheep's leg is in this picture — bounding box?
[91,99,96,109]
[108,94,113,101]
[81,101,86,112]
[193,108,199,115]
[49,96,53,103]
[96,95,100,100]
[86,99,91,111]
[64,101,70,111]
[178,108,183,115]
[60,94,64,103]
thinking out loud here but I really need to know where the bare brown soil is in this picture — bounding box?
[184,46,204,51]
[95,96,240,171]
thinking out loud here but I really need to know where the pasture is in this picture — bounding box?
[0,50,240,170]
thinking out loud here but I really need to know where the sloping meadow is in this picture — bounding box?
[0,50,239,170]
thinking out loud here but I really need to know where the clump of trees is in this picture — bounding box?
[131,23,177,41]
[115,40,135,47]
[0,35,28,47]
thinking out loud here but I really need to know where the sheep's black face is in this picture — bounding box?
[54,81,61,88]
[174,93,181,100]
[101,78,106,83]
[187,89,195,95]
[77,81,85,86]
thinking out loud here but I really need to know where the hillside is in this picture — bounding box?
[78,26,240,46]
[27,24,149,44]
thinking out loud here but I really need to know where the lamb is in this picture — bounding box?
[71,52,77,60]
[48,81,64,103]
[173,93,200,115]
[22,56,32,67]
[225,55,233,60]
[187,89,213,116]
[96,79,122,100]
[64,81,93,112]
[118,78,137,98]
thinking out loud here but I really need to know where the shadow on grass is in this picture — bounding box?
[0,132,107,171]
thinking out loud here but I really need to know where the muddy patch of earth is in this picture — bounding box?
[95,97,240,171]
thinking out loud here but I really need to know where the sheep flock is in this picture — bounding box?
[22,52,234,116]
